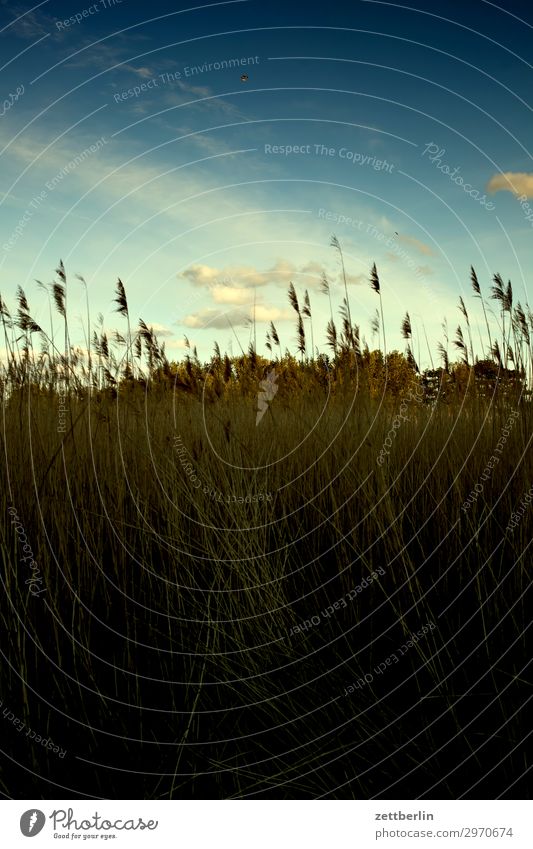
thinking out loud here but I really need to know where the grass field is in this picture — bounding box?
[0,261,531,798]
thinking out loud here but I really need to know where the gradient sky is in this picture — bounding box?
[0,0,532,365]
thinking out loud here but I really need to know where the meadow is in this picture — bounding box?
[0,250,531,799]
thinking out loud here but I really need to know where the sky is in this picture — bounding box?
[0,0,532,366]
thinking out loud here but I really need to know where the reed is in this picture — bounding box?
[0,245,530,800]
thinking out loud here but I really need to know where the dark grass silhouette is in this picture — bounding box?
[0,246,531,799]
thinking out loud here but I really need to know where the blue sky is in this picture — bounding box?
[1,0,532,364]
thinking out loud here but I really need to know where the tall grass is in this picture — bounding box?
[0,246,531,799]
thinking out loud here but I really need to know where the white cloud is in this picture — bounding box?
[210,286,254,305]
[181,308,249,329]
[254,305,292,322]
[179,259,327,291]
[301,260,325,276]
[181,264,223,287]
[180,305,291,329]
[164,337,191,351]
[486,172,533,197]
[148,322,174,338]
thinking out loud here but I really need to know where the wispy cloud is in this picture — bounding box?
[0,1,51,39]
[396,234,435,256]
[123,64,154,79]
[63,39,152,74]
[0,126,253,231]
[301,260,325,276]
[173,80,212,99]
[343,272,366,286]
